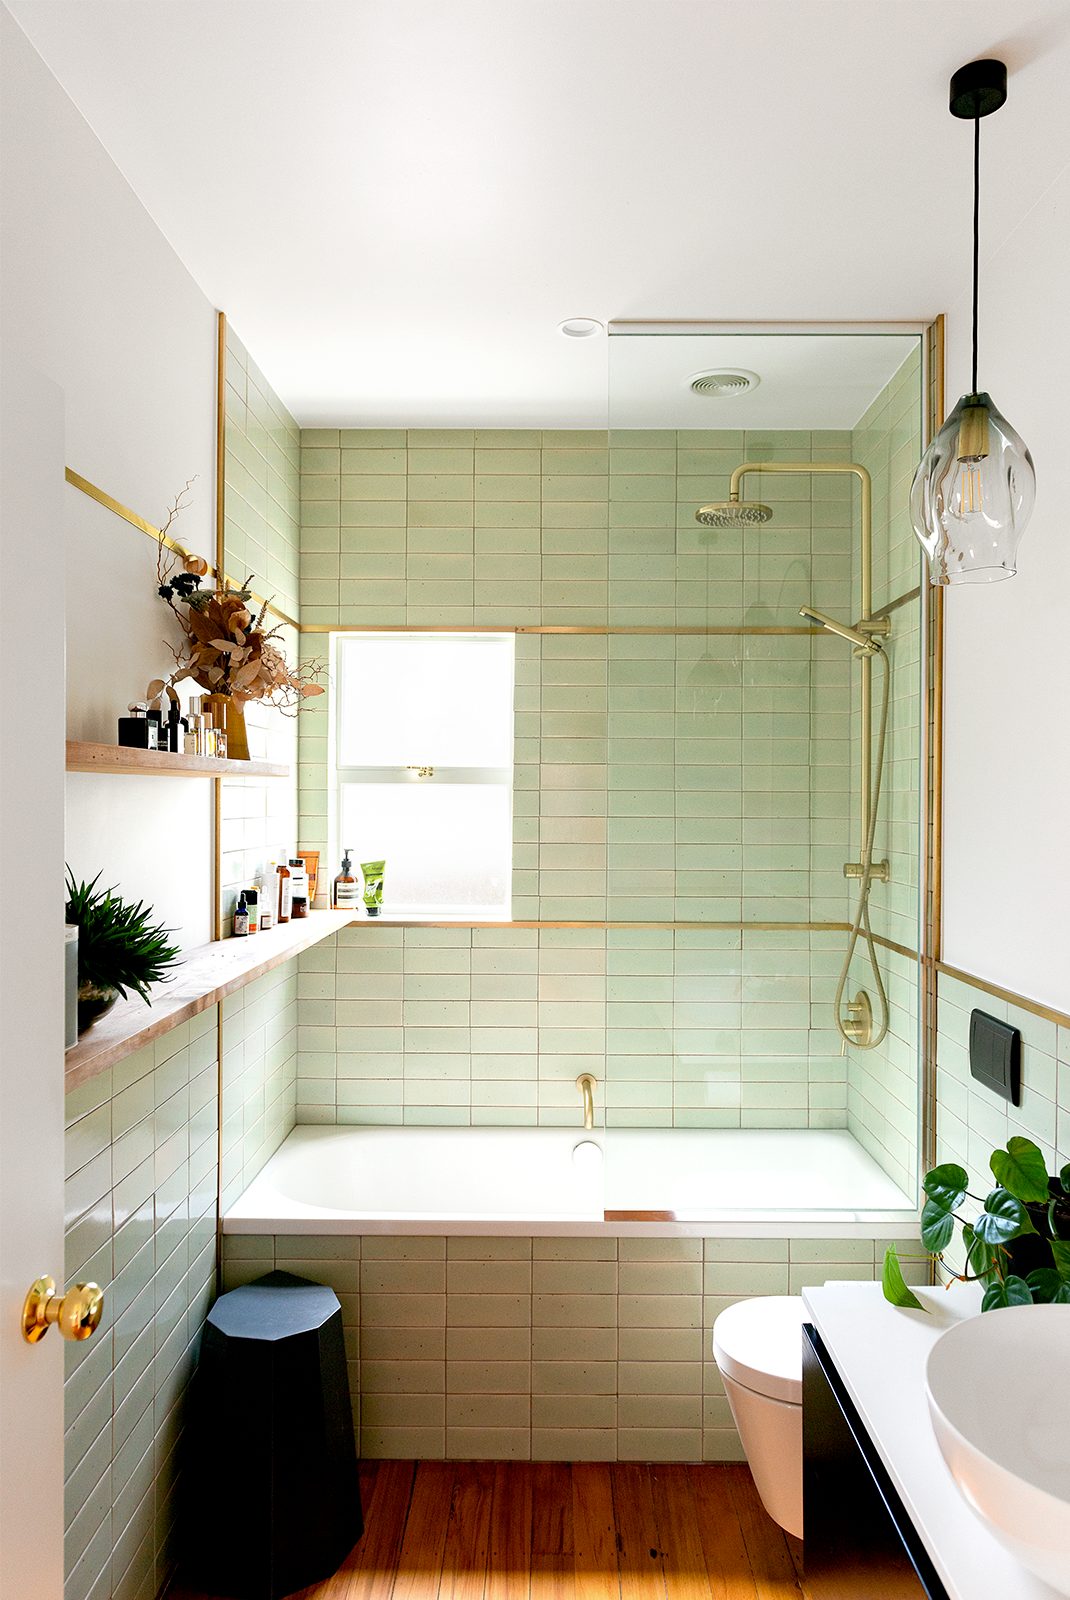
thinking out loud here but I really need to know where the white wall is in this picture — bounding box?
[2,8,218,946]
[942,161,1070,1011]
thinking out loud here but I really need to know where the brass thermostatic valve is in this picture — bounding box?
[840,990,875,1051]
[22,1276,104,1343]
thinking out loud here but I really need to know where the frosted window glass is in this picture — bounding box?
[339,783,511,916]
[338,635,514,768]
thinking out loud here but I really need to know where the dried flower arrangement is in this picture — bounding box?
[154,482,324,713]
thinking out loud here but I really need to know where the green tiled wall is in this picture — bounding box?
[296,412,926,1138]
[220,327,302,927]
[62,964,298,1600]
[935,970,1070,1276]
[222,1230,924,1462]
[297,925,847,1128]
[845,350,924,1195]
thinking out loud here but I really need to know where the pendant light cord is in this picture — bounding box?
[972,115,980,394]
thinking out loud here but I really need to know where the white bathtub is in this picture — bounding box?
[224,1126,917,1238]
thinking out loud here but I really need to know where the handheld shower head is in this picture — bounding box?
[799,605,881,653]
[696,496,772,529]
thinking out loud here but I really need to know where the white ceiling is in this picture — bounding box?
[8,0,1070,427]
[608,331,920,429]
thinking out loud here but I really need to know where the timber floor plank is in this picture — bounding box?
[489,1461,534,1600]
[725,1469,803,1600]
[438,1462,495,1600]
[571,1463,621,1600]
[611,1464,667,1600]
[391,1462,456,1600]
[175,1460,811,1600]
[649,1466,715,1600]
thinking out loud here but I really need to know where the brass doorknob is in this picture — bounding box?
[21,1277,104,1343]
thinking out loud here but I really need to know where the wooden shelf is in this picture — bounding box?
[66,740,289,779]
[65,910,358,1092]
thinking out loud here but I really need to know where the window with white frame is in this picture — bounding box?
[334,633,515,918]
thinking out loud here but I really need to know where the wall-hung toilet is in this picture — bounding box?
[712,1295,805,1539]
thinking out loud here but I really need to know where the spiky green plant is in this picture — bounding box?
[65,870,182,1004]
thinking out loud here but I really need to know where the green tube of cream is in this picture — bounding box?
[361,860,385,916]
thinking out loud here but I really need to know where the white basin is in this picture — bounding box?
[926,1305,1070,1595]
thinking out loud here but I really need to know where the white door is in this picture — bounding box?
[0,355,68,1597]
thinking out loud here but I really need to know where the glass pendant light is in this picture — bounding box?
[910,59,1036,585]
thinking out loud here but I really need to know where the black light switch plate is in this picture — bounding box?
[969,1009,1021,1105]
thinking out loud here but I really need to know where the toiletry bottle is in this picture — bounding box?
[333,849,359,909]
[167,697,182,753]
[245,886,259,935]
[233,892,249,937]
[289,858,308,919]
[258,865,274,931]
[118,703,160,750]
[277,861,292,924]
[188,697,203,756]
[202,709,216,758]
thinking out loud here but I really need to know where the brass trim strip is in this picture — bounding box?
[64,464,300,632]
[214,311,226,1291]
[872,587,922,620]
[921,312,946,1179]
[338,919,854,932]
[213,312,227,947]
[872,932,919,963]
[299,623,821,637]
[935,961,1070,1031]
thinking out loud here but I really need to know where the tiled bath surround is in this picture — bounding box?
[221,1231,922,1463]
[62,964,298,1600]
[294,379,924,1185]
[297,925,848,1129]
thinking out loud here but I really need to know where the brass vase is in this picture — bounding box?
[203,693,250,760]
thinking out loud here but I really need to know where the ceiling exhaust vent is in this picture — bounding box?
[688,369,760,398]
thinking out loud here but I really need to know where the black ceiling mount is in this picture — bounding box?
[949,58,1008,119]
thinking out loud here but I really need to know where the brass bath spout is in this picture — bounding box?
[576,1073,596,1131]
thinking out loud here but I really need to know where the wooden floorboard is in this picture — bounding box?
[391,1463,456,1600]
[438,1462,495,1600]
[571,1463,621,1600]
[725,1469,803,1600]
[611,1464,667,1600]
[176,1460,810,1600]
[650,1465,715,1600]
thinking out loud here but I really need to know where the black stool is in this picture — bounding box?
[184,1269,363,1599]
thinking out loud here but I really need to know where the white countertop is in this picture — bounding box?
[803,1281,1061,1600]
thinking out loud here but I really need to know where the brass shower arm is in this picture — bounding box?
[728,461,873,618]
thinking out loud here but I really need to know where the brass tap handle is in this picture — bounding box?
[22,1277,104,1344]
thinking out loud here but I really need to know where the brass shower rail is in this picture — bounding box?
[727,459,889,880]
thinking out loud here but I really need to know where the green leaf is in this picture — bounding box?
[981,1275,1033,1312]
[1060,1164,1070,1195]
[990,1137,1052,1203]
[962,1223,999,1281]
[882,1246,927,1312]
[922,1163,969,1210]
[972,1189,1035,1246]
[920,1197,956,1252]
[1026,1269,1070,1305]
[1051,1238,1070,1279]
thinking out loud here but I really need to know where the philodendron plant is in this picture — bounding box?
[883,1135,1070,1313]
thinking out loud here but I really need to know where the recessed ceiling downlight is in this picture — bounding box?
[558,318,604,339]
[688,368,760,397]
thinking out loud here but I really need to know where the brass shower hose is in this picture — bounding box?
[834,643,891,1051]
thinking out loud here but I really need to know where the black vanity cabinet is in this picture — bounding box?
[803,1324,949,1599]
